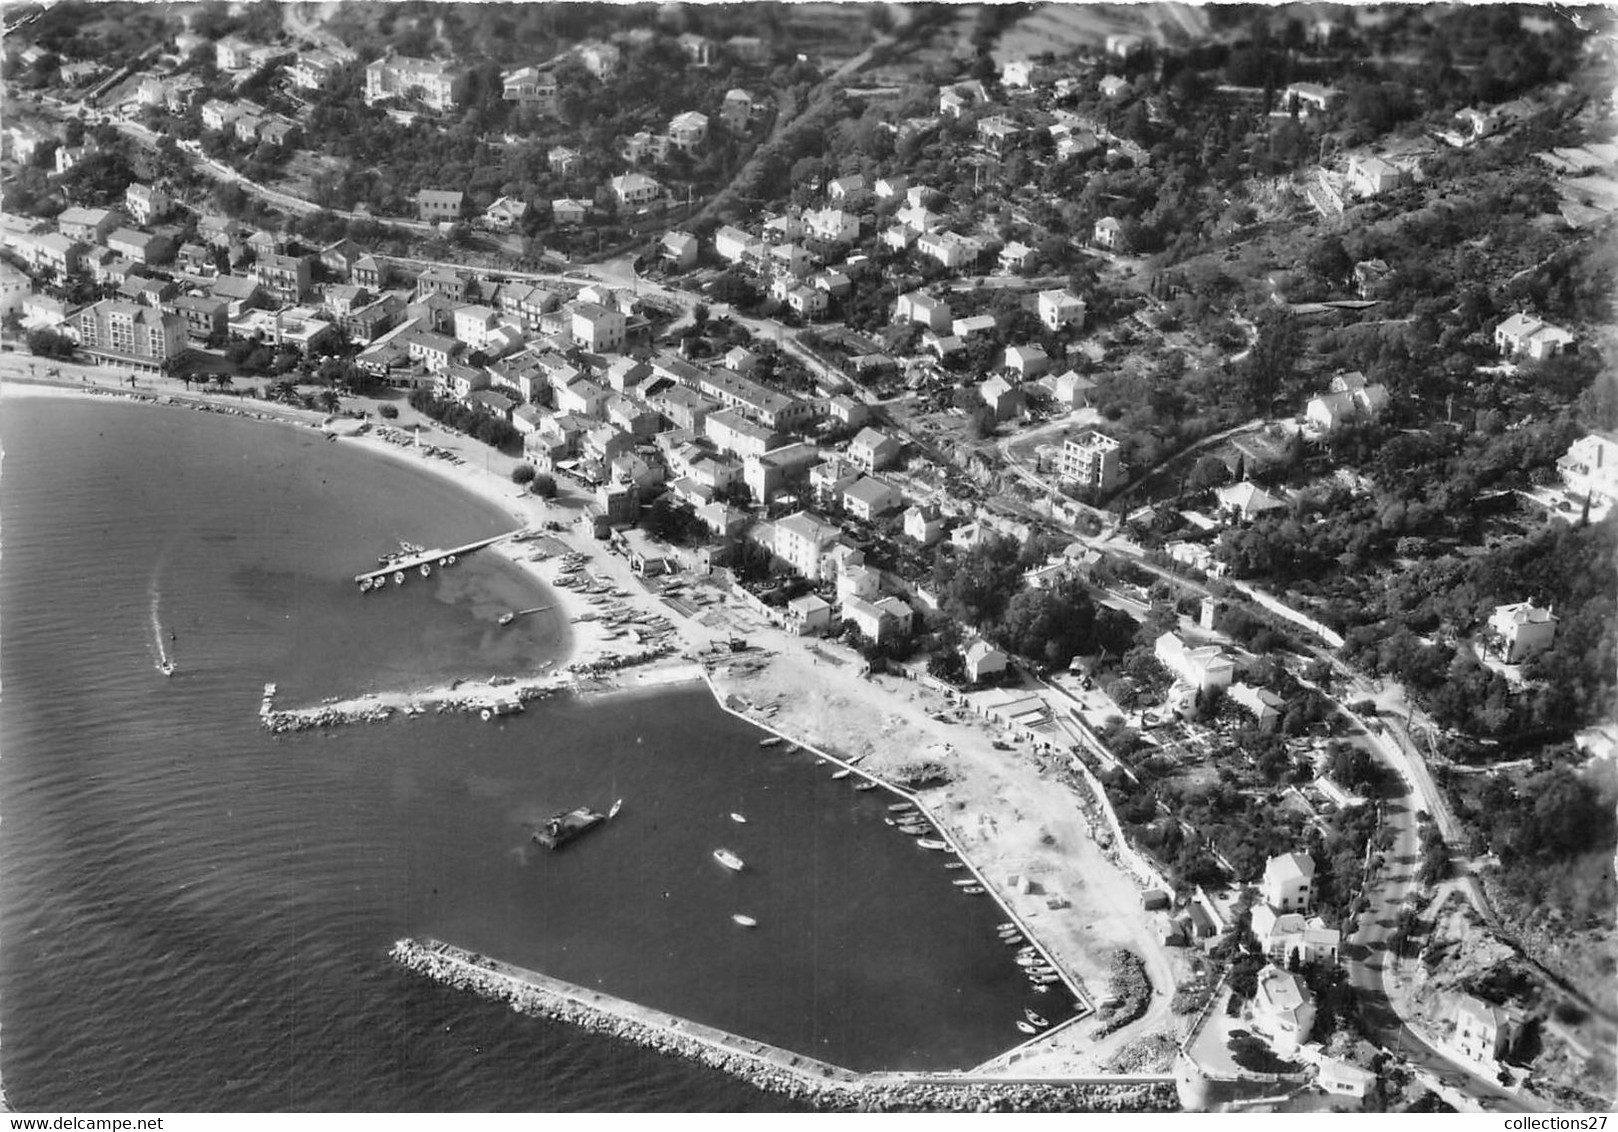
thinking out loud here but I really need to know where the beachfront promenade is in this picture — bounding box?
[392,939,1177,1111]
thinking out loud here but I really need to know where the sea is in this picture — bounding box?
[0,395,1077,1112]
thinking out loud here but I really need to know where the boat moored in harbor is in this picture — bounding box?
[758,737,782,748]
[831,769,851,780]
[533,807,608,850]
[1015,1020,1037,1035]
[917,838,949,850]
[713,848,745,872]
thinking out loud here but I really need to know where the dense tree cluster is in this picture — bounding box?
[406,389,517,449]
[1452,761,1618,927]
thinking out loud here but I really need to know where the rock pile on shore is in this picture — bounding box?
[567,642,676,678]
[391,939,1178,1113]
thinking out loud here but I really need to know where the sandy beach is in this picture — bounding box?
[3,368,1187,1075]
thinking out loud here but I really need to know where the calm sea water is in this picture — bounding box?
[0,397,1073,1111]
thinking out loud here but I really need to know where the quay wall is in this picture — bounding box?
[392,939,1177,1112]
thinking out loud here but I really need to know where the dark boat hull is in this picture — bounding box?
[533,807,607,850]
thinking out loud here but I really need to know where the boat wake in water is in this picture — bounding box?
[150,556,175,675]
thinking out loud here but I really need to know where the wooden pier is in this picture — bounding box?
[353,531,515,586]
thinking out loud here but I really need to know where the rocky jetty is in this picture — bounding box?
[391,939,1177,1112]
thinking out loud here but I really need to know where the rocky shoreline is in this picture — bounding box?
[391,938,1178,1112]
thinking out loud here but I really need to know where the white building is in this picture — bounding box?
[1453,994,1516,1065]
[1252,965,1316,1056]
[609,173,661,208]
[804,207,859,244]
[364,55,463,111]
[840,475,901,521]
[964,640,1008,683]
[903,504,944,546]
[668,110,709,152]
[1154,632,1235,694]
[915,231,982,270]
[1058,430,1122,491]
[1251,904,1340,966]
[1304,372,1389,433]
[772,511,842,581]
[1262,852,1315,913]
[569,302,626,354]
[1494,312,1574,361]
[1557,432,1618,504]
[894,290,952,333]
[1486,601,1558,664]
[1037,288,1086,332]
[1347,154,1404,197]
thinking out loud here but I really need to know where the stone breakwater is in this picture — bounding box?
[260,646,681,733]
[391,939,1178,1113]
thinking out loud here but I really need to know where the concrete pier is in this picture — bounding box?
[392,938,1178,1112]
[353,530,516,586]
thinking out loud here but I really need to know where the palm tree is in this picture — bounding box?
[317,389,341,413]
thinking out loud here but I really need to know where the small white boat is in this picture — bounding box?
[953,878,977,887]
[608,798,623,819]
[888,803,913,814]
[855,782,878,791]
[961,886,985,895]
[394,571,405,585]
[831,769,851,780]
[730,812,747,824]
[758,737,782,749]
[498,612,515,626]
[713,848,744,872]
[439,557,448,567]
[158,660,176,677]
[1015,1020,1037,1035]
[447,555,456,565]
[945,862,966,870]
[1025,1009,1049,1028]
[732,914,757,928]
[917,838,949,850]
[420,564,431,578]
